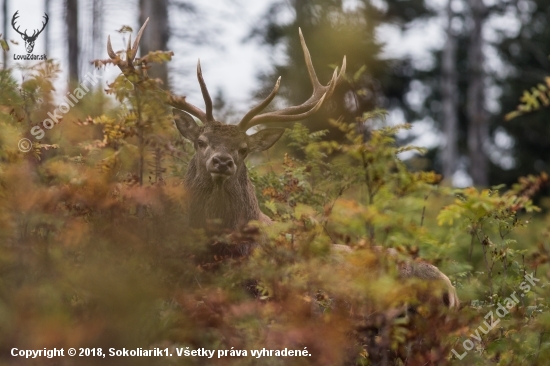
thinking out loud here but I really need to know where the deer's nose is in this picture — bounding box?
[212,154,234,173]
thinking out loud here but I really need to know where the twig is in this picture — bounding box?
[419,192,431,227]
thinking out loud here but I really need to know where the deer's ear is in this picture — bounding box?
[173,109,200,141]
[248,128,285,152]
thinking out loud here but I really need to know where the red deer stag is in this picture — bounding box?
[103,19,458,309]
[106,18,343,230]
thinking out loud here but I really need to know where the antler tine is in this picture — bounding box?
[238,77,281,130]
[197,60,214,123]
[299,28,322,90]
[104,18,212,124]
[106,18,149,68]
[125,33,135,68]
[335,55,347,86]
[37,12,48,34]
[246,92,328,128]
[240,65,341,130]
[106,35,117,59]
[167,94,208,123]
[158,60,212,124]
[274,56,346,117]
[291,56,344,112]
[11,11,24,37]
[129,18,148,61]
[238,29,346,131]
[238,70,334,131]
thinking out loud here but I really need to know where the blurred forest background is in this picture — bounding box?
[2,0,550,365]
[2,0,550,187]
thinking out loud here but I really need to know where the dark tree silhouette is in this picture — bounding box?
[65,0,79,83]
[139,0,169,87]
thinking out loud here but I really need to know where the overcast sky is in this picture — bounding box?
[3,0,519,186]
[4,0,276,113]
[3,0,451,113]
[0,0,460,182]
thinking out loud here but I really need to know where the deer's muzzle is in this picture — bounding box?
[207,153,236,181]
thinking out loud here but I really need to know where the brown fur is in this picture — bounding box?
[176,119,283,231]
[177,119,459,309]
[333,245,459,309]
[184,154,262,230]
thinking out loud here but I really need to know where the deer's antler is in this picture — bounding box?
[106,18,214,124]
[31,13,49,39]
[105,20,344,128]
[11,11,48,40]
[11,11,25,38]
[237,28,346,132]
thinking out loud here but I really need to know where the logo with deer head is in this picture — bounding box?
[11,11,48,54]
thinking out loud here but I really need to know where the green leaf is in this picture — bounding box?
[0,39,9,51]
[264,200,277,215]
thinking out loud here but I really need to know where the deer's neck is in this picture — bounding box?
[184,157,261,230]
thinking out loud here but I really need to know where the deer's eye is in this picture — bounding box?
[238,147,248,155]
[197,140,207,149]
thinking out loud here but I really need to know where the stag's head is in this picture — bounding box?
[105,18,345,185]
[11,11,48,54]
[168,30,345,184]
[174,108,284,184]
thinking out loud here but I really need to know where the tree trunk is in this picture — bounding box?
[139,0,169,87]
[441,0,459,184]
[91,0,103,60]
[45,0,50,55]
[2,0,7,69]
[65,0,79,83]
[466,0,489,186]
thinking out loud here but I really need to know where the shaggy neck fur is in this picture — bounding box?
[184,155,261,230]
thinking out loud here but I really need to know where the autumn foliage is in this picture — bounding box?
[0,52,549,365]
